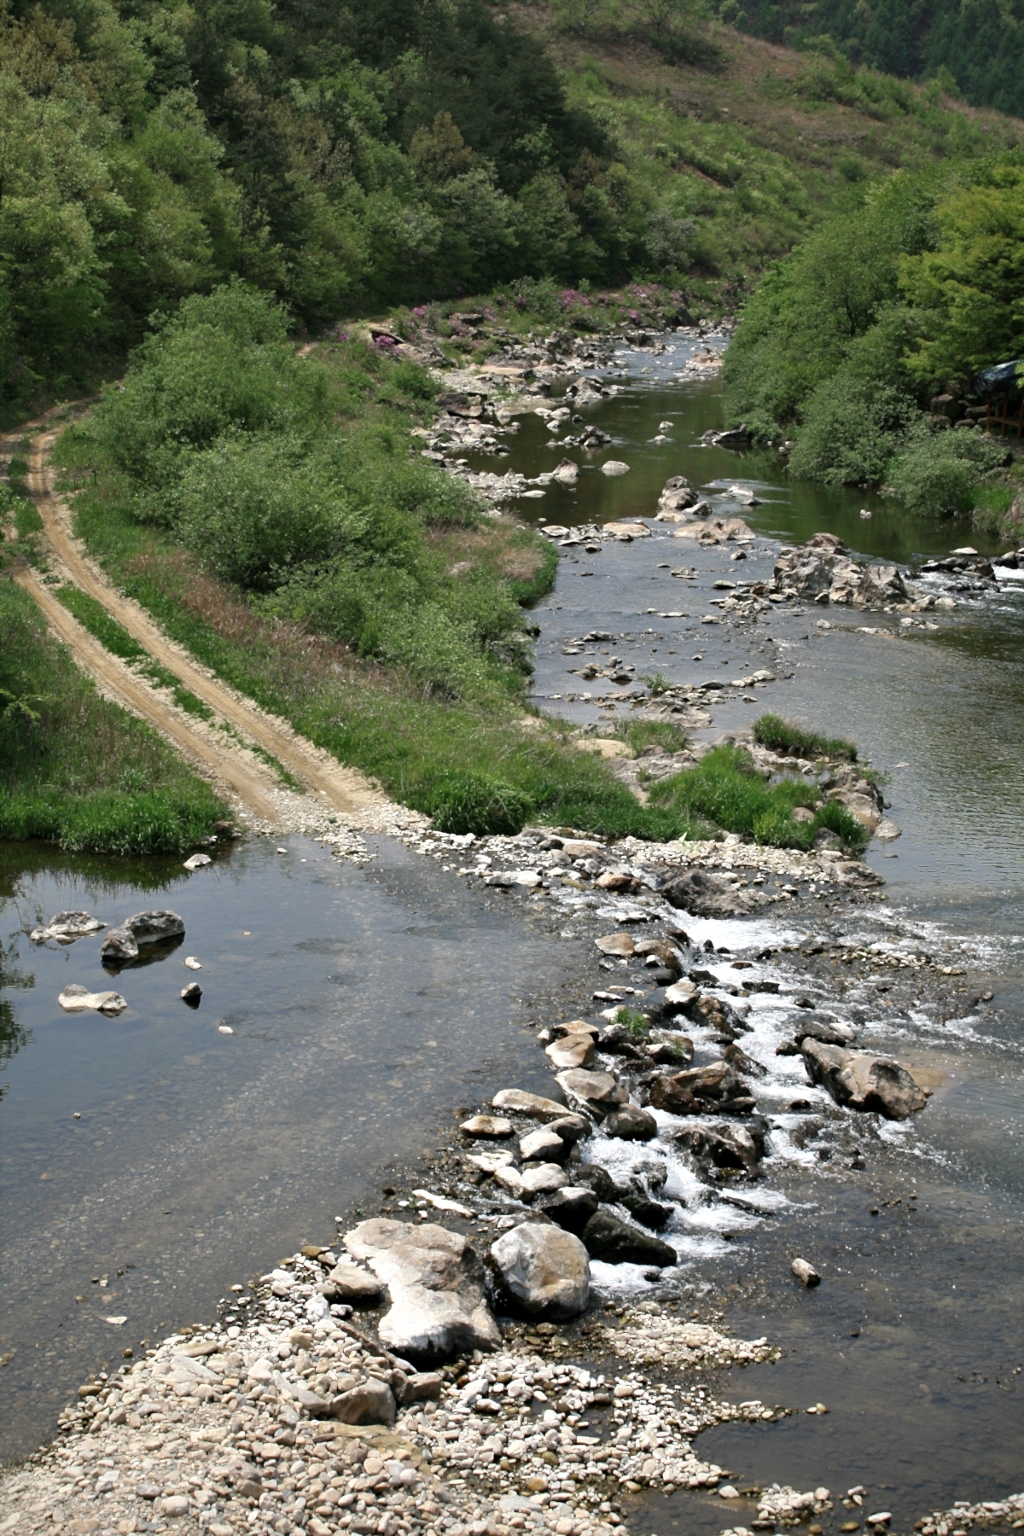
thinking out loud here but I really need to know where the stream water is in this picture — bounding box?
[2,337,1022,1526]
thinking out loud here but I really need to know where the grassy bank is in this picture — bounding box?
[0,578,226,855]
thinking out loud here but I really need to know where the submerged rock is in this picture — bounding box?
[344,1219,500,1360]
[802,1039,928,1120]
[490,1222,590,1317]
[671,1121,765,1172]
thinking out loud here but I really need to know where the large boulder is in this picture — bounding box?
[773,535,907,609]
[331,1379,396,1427]
[581,1210,677,1268]
[658,868,760,918]
[100,910,185,964]
[492,1089,568,1122]
[490,1222,590,1318]
[344,1220,500,1361]
[802,1039,928,1120]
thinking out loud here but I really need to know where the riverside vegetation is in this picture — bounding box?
[723,155,1024,539]
[49,284,868,853]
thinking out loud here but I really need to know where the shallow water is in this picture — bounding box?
[0,836,573,1462]
[3,339,1023,1519]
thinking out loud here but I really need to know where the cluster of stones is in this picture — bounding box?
[917,1493,1024,1535]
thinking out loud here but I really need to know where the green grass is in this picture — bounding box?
[55,586,214,721]
[0,577,226,854]
[615,719,690,756]
[649,744,867,851]
[753,712,858,761]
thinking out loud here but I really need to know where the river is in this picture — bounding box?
[1,337,1022,1527]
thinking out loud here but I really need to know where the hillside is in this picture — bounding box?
[733,0,1024,119]
[1,0,1022,420]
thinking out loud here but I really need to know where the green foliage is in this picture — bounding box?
[613,1006,649,1037]
[0,576,225,852]
[753,712,857,760]
[885,422,1008,518]
[56,584,214,717]
[735,1,1024,118]
[649,744,867,850]
[427,772,533,836]
[898,163,1024,384]
[728,155,1024,514]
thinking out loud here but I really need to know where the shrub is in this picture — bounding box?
[886,422,1007,517]
[426,771,533,835]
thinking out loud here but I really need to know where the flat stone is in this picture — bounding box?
[460,1114,514,1138]
[555,1069,628,1118]
[490,1222,590,1317]
[492,1089,568,1121]
[57,984,127,1017]
[519,1163,568,1197]
[545,1034,595,1070]
[520,1127,567,1163]
[324,1261,384,1302]
[344,1219,500,1360]
[183,853,212,870]
[595,933,635,957]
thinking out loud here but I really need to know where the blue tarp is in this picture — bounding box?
[974,359,1023,395]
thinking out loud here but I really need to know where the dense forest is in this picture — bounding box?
[723,154,1024,525]
[4,0,1023,417]
[730,0,1024,118]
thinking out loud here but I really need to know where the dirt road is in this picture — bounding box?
[6,415,385,828]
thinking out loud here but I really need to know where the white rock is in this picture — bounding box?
[183,853,212,870]
[600,461,631,476]
[344,1219,500,1358]
[491,1222,590,1317]
[58,984,127,1017]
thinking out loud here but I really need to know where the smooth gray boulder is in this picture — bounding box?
[344,1219,500,1361]
[581,1210,677,1268]
[802,1039,928,1120]
[490,1222,590,1318]
[603,1105,658,1141]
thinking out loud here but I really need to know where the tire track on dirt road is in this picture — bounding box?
[13,422,385,827]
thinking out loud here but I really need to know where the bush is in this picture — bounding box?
[886,422,1007,517]
[427,771,533,835]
